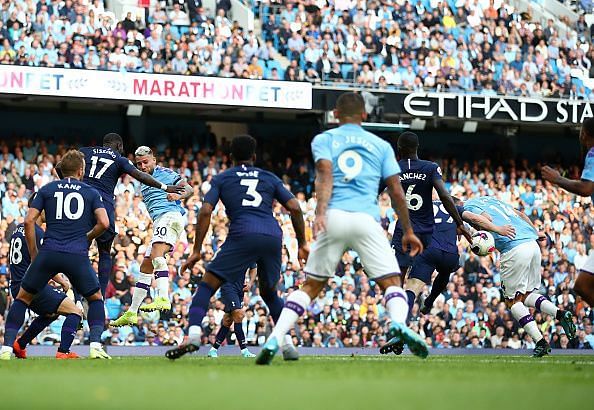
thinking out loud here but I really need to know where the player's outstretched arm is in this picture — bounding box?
[24,208,41,261]
[313,159,333,238]
[284,198,309,263]
[167,180,193,201]
[87,208,109,242]
[385,174,423,256]
[181,202,214,273]
[460,211,516,239]
[541,165,594,197]
[433,179,472,242]
[128,167,186,194]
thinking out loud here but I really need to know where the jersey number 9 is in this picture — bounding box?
[337,150,363,182]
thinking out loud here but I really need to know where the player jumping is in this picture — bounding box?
[1,150,111,359]
[392,132,471,311]
[208,265,257,358]
[109,146,192,327]
[78,133,185,298]
[542,117,594,307]
[461,196,576,357]
[256,92,426,365]
[3,194,84,359]
[165,135,308,360]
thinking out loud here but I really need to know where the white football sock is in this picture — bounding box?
[188,325,202,345]
[281,334,294,349]
[156,276,170,300]
[269,290,310,343]
[90,342,102,350]
[129,272,153,313]
[1,346,13,354]
[384,286,409,325]
[511,302,543,343]
[524,293,558,317]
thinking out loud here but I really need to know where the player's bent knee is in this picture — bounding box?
[222,314,233,327]
[16,288,34,304]
[405,278,425,296]
[231,310,245,323]
[152,256,168,272]
[57,298,83,317]
[86,290,104,302]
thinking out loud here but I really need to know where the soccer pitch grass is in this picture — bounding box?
[0,355,592,410]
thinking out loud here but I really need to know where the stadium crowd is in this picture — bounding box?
[1,0,594,97]
[0,135,593,352]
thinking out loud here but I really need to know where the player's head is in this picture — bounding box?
[230,135,257,164]
[60,149,85,180]
[335,92,367,124]
[103,133,124,154]
[580,117,594,148]
[397,131,419,159]
[134,145,156,174]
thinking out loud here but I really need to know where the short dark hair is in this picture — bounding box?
[103,133,123,146]
[60,150,85,177]
[336,92,365,118]
[583,117,594,138]
[397,131,419,152]
[231,135,257,162]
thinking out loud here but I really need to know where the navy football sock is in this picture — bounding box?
[213,324,230,349]
[261,291,284,323]
[87,299,105,344]
[58,314,81,353]
[405,290,416,312]
[234,322,247,350]
[18,316,54,348]
[426,272,450,308]
[4,299,28,348]
[188,283,215,328]
[98,251,112,298]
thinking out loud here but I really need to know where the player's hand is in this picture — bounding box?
[457,225,473,243]
[297,244,310,267]
[166,184,186,195]
[496,224,516,239]
[180,252,201,274]
[402,230,423,257]
[243,282,254,292]
[167,193,182,201]
[313,213,327,239]
[541,166,561,184]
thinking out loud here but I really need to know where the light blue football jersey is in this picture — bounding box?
[141,166,186,221]
[463,196,538,254]
[581,147,594,202]
[311,123,400,220]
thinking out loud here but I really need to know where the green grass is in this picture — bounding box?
[0,355,593,410]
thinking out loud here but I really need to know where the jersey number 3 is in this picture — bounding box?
[240,179,262,207]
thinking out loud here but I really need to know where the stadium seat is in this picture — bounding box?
[341,64,353,79]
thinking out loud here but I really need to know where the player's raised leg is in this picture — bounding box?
[573,253,594,307]
[0,289,36,360]
[54,296,84,359]
[140,242,173,313]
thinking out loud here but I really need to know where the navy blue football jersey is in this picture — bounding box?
[204,165,294,238]
[429,201,464,254]
[8,223,44,293]
[80,146,136,205]
[30,178,105,256]
[396,158,442,234]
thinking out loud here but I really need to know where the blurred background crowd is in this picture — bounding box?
[2,0,594,96]
[0,134,593,351]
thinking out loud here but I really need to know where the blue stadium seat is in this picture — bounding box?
[341,63,353,79]
[179,26,190,36]
[373,54,384,68]
[549,58,558,74]
[170,26,180,40]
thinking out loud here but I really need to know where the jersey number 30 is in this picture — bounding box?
[54,192,84,220]
[241,179,262,207]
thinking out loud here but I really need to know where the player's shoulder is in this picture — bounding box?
[11,223,25,238]
[587,147,594,159]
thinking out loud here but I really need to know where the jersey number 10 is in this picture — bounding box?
[54,192,85,220]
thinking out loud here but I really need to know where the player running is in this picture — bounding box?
[165,135,308,360]
[461,196,576,357]
[256,92,427,365]
[109,146,192,327]
[3,194,84,359]
[542,117,594,307]
[208,265,257,358]
[393,132,471,312]
[78,133,185,297]
[1,150,111,360]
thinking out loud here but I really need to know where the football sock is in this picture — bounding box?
[130,272,153,313]
[405,290,416,312]
[524,293,559,318]
[18,316,54,348]
[234,322,247,350]
[155,270,169,300]
[58,314,82,353]
[261,288,284,323]
[269,290,311,343]
[98,250,112,298]
[385,286,409,324]
[187,283,216,344]
[426,272,450,308]
[511,302,543,343]
[213,324,230,349]
[87,300,105,344]
[3,299,29,349]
